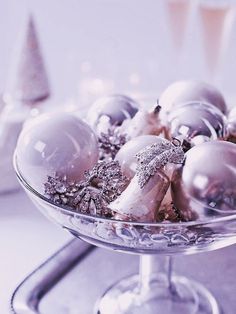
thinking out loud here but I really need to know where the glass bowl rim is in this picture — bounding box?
[13,153,236,228]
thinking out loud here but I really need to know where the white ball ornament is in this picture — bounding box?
[15,113,99,194]
[115,135,164,179]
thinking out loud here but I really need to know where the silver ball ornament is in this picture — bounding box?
[87,94,139,132]
[171,141,236,219]
[166,102,227,145]
[159,80,227,123]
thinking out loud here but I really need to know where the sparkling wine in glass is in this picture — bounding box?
[166,0,191,52]
[198,0,234,78]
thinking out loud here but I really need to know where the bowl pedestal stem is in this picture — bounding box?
[95,254,221,314]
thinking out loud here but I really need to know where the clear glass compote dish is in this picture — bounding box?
[14,155,236,314]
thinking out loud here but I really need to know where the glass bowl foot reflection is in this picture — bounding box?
[96,275,220,314]
[95,256,220,314]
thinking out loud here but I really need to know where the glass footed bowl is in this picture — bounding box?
[14,156,236,314]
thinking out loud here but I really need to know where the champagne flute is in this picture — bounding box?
[198,0,235,80]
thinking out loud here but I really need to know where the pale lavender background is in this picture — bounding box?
[1,2,236,313]
[1,0,236,108]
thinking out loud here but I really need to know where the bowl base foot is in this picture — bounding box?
[95,274,221,314]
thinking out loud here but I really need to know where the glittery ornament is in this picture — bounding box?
[87,95,139,134]
[109,139,185,222]
[171,141,236,219]
[166,101,227,146]
[159,80,227,124]
[115,135,162,179]
[98,126,127,161]
[15,113,99,194]
[136,139,185,188]
[12,16,50,105]
[44,160,127,217]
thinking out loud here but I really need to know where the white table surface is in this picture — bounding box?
[0,188,72,314]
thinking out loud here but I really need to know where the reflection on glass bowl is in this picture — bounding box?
[13,154,236,314]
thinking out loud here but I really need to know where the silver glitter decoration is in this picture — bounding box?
[98,126,127,160]
[44,161,127,217]
[136,139,185,188]
[14,15,50,105]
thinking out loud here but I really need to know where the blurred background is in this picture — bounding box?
[2,0,236,109]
